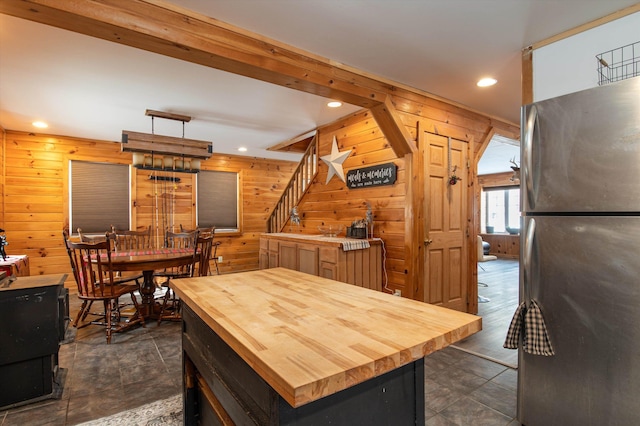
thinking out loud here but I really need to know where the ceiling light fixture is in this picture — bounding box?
[122,109,213,173]
[238,147,247,152]
[32,121,48,128]
[477,78,497,87]
[327,101,342,108]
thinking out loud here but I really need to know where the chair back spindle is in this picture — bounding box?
[111,226,152,251]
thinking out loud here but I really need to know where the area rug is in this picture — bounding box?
[77,394,182,426]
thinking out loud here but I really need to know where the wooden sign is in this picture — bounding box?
[346,163,397,189]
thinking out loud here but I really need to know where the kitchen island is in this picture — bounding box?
[171,268,481,425]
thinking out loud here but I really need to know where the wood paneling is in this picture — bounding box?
[0,131,295,284]
[260,234,382,291]
[481,233,520,258]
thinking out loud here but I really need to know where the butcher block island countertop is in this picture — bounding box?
[171,268,481,417]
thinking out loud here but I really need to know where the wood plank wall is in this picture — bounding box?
[0,131,296,286]
[279,98,518,296]
[1,95,517,299]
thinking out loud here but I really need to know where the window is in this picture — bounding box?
[197,170,240,232]
[482,186,520,233]
[70,161,129,233]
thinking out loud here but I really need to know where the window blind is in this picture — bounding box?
[71,161,129,233]
[197,170,238,229]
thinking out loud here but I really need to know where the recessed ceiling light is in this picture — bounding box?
[327,101,342,108]
[477,78,497,87]
[32,121,48,128]
[238,147,247,152]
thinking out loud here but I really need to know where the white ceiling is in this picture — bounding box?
[1,0,637,171]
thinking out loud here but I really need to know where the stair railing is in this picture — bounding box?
[267,135,319,232]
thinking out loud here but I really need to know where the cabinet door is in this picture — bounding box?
[259,249,269,269]
[279,241,298,270]
[268,239,279,268]
[297,243,319,276]
[319,261,337,280]
[319,247,338,280]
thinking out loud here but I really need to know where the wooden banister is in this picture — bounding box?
[267,136,319,232]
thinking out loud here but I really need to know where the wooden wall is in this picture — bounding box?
[277,97,519,297]
[1,96,518,303]
[0,130,296,286]
[293,110,406,293]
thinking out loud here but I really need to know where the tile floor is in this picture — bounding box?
[1,296,520,426]
[424,346,519,425]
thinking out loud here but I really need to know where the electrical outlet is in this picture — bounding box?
[217,256,223,263]
[393,289,401,297]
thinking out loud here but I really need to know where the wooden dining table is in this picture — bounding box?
[107,248,195,319]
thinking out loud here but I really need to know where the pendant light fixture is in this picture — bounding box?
[122,109,212,173]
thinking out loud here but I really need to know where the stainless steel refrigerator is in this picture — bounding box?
[518,76,640,425]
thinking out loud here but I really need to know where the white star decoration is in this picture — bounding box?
[321,136,352,184]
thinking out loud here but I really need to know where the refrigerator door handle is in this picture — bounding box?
[523,217,536,306]
[523,104,537,210]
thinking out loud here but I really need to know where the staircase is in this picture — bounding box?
[267,135,319,232]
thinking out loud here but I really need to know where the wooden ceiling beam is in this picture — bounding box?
[370,97,416,157]
[0,0,485,159]
[0,0,387,109]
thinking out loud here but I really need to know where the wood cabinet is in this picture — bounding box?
[259,233,382,291]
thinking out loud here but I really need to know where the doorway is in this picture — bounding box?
[452,134,521,367]
[453,257,519,367]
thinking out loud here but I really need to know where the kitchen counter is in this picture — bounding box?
[172,268,481,424]
[259,232,383,290]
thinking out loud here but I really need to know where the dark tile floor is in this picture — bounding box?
[1,295,520,426]
[425,346,519,425]
[0,294,182,426]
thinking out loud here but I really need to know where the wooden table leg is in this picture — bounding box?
[139,269,157,319]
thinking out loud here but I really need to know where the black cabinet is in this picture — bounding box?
[181,304,424,425]
[0,274,68,409]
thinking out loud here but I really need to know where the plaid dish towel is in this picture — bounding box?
[523,300,555,356]
[341,239,370,251]
[504,302,525,350]
[504,300,555,356]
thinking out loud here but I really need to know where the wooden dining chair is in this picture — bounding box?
[193,233,215,277]
[180,225,220,274]
[63,230,145,343]
[110,226,152,251]
[157,232,214,324]
[77,227,108,243]
[107,226,152,286]
[156,229,199,324]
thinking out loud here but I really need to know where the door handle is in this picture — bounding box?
[523,104,537,210]
[523,218,536,307]
[424,239,433,246]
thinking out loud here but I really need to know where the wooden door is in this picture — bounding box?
[423,133,469,311]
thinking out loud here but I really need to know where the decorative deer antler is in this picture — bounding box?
[509,157,521,182]
[509,157,520,171]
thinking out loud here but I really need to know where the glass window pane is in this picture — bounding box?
[507,188,521,229]
[482,186,520,233]
[486,191,506,232]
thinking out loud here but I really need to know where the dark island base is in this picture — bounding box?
[181,304,425,425]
